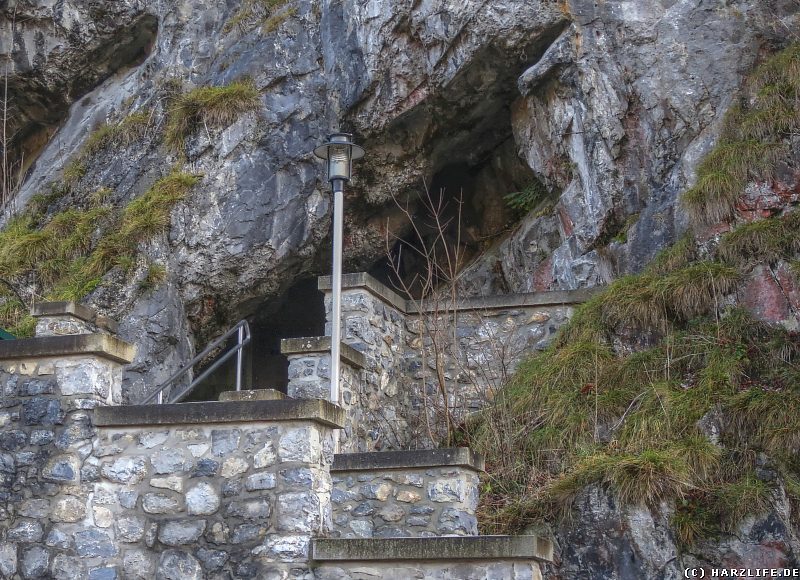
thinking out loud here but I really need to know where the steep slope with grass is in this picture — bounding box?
[471,44,800,577]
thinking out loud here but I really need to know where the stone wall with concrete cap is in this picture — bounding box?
[281,337,366,454]
[31,301,120,337]
[0,301,555,578]
[72,399,344,579]
[311,536,552,579]
[0,303,137,578]
[330,448,484,539]
[318,275,412,451]
[318,272,593,449]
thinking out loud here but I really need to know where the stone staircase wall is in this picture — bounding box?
[0,300,559,578]
[314,273,593,451]
[88,399,342,579]
[330,449,483,539]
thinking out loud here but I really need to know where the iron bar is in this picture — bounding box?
[140,320,251,405]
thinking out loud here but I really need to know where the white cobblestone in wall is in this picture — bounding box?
[35,315,98,337]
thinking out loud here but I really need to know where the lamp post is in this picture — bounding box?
[313,133,365,405]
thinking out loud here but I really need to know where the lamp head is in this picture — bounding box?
[313,133,365,183]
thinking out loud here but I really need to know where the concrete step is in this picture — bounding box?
[218,388,287,402]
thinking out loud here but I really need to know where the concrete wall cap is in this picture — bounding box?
[312,536,554,563]
[332,448,485,472]
[30,301,120,333]
[280,336,366,369]
[0,333,135,364]
[318,272,408,313]
[94,398,346,428]
[405,287,602,314]
[318,272,600,314]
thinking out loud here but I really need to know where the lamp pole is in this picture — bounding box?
[313,133,364,405]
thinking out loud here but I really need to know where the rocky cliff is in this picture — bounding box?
[1,0,800,577]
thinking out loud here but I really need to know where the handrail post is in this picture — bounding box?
[236,324,244,392]
[138,320,251,405]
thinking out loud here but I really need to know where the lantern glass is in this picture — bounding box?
[327,143,352,181]
[313,133,364,184]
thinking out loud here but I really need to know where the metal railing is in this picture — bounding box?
[140,320,251,405]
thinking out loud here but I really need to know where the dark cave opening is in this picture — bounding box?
[248,276,326,391]
[369,139,542,297]
[356,22,572,297]
[183,277,326,402]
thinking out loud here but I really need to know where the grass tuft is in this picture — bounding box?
[139,263,167,291]
[224,0,293,34]
[81,110,152,160]
[165,79,261,151]
[717,210,800,268]
[713,472,772,532]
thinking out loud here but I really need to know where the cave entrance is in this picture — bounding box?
[370,139,542,297]
[183,277,326,402]
[248,276,326,391]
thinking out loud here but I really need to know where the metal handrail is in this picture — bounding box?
[140,320,251,405]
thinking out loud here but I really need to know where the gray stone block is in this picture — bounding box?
[75,529,117,557]
[158,520,206,546]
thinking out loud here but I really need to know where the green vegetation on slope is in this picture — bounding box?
[0,86,242,336]
[472,44,800,543]
[682,44,800,226]
[0,170,199,336]
[473,261,800,539]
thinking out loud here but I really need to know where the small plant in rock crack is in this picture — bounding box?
[139,263,167,292]
[503,180,549,213]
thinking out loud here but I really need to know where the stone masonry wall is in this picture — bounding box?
[83,417,335,579]
[324,287,409,452]
[0,303,553,579]
[330,460,481,539]
[0,340,133,578]
[320,273,591,450]
[283,339,365,454]
[404,304,573,445]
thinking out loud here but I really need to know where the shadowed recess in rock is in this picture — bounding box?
[183,277,325,401]
[1,12,158,194]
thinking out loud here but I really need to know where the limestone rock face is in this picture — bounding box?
[1,1,800,575]
[546,483,800,580]
[2,0,796,393]
[460,0,800,294]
